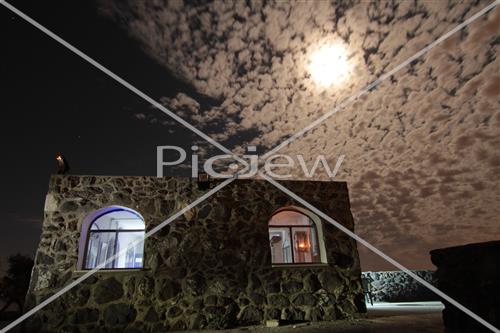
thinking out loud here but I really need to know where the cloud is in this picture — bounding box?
[98,1,500,270]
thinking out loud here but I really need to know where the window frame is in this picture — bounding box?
[78,206,145,271]
[83,228,145,270]
[268,224,320,265]
[268,206,328,267]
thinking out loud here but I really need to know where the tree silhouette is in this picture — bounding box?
[0,254,34,315]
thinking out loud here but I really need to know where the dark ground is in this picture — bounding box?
[1,302,445,333]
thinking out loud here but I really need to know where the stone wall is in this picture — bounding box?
[24,175,365,332]
[362,270,438,302]
[430,241,500,333]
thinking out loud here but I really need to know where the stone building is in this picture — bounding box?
[25,175,365,332]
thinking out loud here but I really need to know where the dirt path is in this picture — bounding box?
[1,303,445,333]
[166,312,443,333]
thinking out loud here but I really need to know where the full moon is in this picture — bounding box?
[309,42,351,87]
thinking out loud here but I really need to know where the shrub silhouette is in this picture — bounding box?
[0,254,34,315]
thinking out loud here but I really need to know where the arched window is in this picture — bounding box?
[268,207,327,265]
[78,206,145,270]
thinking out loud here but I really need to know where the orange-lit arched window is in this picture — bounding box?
[268,208,326,265]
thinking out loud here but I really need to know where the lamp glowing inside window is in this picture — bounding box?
[308,42,350,87]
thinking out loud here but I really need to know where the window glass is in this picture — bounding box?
[85,232,116,269]
[269,210,312,226]
[84,208,145,269]
[91,217,144,230]
[269,228,292,264]
[115,232,144,268]
[292,227,321,263]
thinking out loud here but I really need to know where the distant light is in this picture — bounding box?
[55,154,70,175]
[309,42,350,87]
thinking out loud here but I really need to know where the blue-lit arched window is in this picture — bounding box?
[80,207,145,269]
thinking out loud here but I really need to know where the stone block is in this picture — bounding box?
[93,277,123,304]
[266,319,280,327]
[103,303,136,325]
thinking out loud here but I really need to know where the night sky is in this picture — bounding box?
[1,1,499,272]
[0,0,203,272]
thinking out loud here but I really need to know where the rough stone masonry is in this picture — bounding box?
[24,175,365,332]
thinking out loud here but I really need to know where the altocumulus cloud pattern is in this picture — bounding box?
[99,0,500,270]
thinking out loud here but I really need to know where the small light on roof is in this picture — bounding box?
[55,153,70,174]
